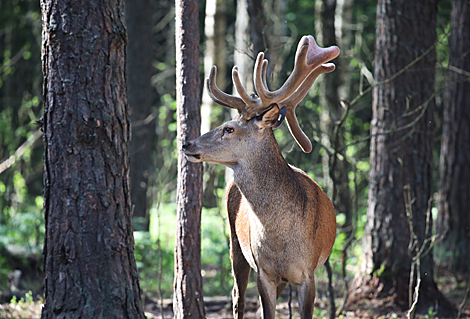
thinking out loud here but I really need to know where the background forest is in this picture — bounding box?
[0,0,469,318]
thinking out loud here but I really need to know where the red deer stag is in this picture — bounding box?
[183,35,339,319]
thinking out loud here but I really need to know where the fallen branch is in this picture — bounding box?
[0,129,43,174]
[457,281,470,319]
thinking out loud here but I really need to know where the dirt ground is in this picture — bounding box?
[0,277,468,319]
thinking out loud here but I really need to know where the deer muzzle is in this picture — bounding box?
[182,142,202,162]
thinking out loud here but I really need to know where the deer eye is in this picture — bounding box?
[223,126,234,134]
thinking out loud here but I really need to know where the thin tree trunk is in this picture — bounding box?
[233,0,251,99]
[201,0,227,208]
[350,0,455,316]
[125,0,156,231]
[173,0,205,317]
[201,0,227,135]
[335,0,353,99]
[226,0,251,185]
[41,0,145,317]
[437,0,470,277]
[316,0,352,237]
[247,0,269,61]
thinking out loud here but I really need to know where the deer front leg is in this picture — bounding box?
[298,279,316,319]
[231,238,251,319]
[257,269,277,319]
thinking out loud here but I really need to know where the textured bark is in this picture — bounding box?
[41,0,145,318]
[353,0,455,315]
[437,0,470,277]
[124,0,156,231]
[173,0,205,317]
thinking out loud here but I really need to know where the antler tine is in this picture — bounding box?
[206,65,246,112]
[254,52,272,103]
[232,66,260,117]
[233,52,270,119]
[281,63,336,153]
[261,59,269,90]
[253,36,309,105]
[255,35,339,106]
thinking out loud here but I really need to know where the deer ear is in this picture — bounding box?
[272,106,287,130]
[255,106,280,130]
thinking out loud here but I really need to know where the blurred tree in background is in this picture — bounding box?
[0,0,468,317]
[436,0,470,281]
[125,0,157,232]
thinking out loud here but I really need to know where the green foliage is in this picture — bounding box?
[134,203,177,297]
[10,291,34,307]
[135,203,233,297]
[425,307,437,319]
[0,0,44,289]
[200,207,232,296]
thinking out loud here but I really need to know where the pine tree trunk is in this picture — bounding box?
[350,0,455,315]
[437,0,470,277]
[41,0,145,317]
[125,0,156,231]
[173,0,205,317]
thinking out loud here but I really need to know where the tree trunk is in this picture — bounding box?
[335,0,353,99]
[247,0,270,61]
[315,0,352,237]
[41,0,145,318]
[201,0,227,135]
[226,0,250,184]
[437,0,470,278]
[201,0,227,208]
[350,0,455,316]
[173,0,205,317]
[125,0,156,231]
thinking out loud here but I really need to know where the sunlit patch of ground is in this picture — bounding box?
[0,301,42,319]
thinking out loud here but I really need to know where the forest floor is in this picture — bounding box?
[141,274,470,319]
[0,272,468,318]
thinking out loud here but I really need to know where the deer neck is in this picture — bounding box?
[232,135,306,216]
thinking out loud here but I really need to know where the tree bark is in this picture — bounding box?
[350,0,455,316]
[173,0,205,318]
[41,0,145,318]
[125,0,156,231]
[437,0,470,278]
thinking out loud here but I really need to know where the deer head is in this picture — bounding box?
[183,35,339,165]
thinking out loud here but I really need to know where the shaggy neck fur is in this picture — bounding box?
[231,131,307,218]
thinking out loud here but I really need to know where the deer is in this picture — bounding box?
[183,35,339,319]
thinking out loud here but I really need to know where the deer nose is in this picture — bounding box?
[182,142,192,151]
